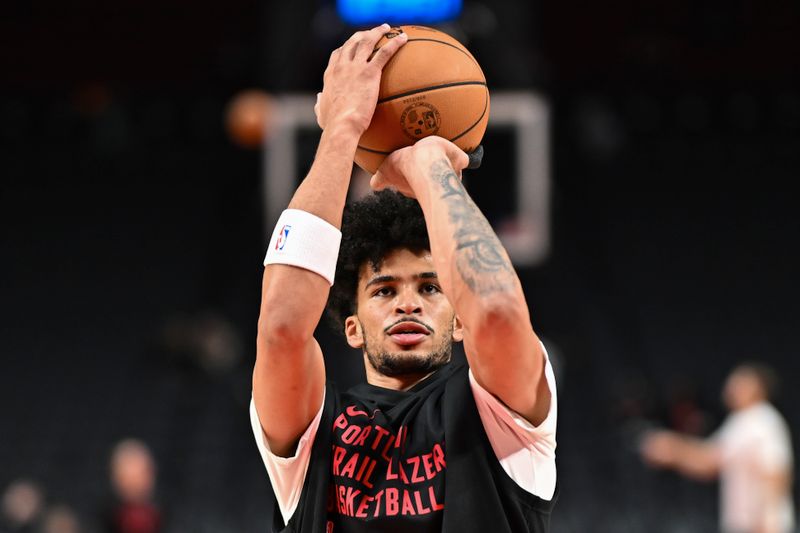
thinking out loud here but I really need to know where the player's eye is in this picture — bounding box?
[373,286,394,297]
[421,283,441,294]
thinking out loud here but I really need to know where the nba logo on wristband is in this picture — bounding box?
[264,209,341,286]
[275,225,291,251]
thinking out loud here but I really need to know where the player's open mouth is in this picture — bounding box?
[386,321,432,346]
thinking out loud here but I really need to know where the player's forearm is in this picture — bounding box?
[259,121,360,340]
[410,155,525,320]
[254,122,359,453]
[670,436,720,480]
[287,121,361,227]
[409,154,548,421]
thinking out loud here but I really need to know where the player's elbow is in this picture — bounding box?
[258,278,320,349]
[472,294,530,341]
[469,295,539,376]
[257,314,310,356]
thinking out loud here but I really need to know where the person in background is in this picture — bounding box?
[0,479,43,533]
[103,439,162,533]
[640,362,795,533]
[40,505,81,533]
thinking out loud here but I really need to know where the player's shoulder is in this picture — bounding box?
[758,402,792,431]
[748,401,784,421]
[731,402,789,434]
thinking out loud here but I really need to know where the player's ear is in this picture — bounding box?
[452,314,464,343]
[345,315,364,348]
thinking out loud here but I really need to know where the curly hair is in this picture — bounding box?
[326,190,430,333]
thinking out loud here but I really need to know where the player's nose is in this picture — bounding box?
[394,286,422,315]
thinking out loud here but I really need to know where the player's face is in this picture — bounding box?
[345,247,463,378]
[722,369,763,411]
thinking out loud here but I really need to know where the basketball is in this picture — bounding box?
[354,25,490,174]
[225,89,275,149]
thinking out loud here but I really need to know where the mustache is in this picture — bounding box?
[383,317,434,335]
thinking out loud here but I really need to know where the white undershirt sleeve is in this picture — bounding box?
[249,392,325,526]
[469,344,558,500]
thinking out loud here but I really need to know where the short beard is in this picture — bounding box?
[362,323,453,378]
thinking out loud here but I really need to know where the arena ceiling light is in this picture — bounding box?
[336,0,463,26]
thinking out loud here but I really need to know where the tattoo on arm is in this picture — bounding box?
[430,160,516,295]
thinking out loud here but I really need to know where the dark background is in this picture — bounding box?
[2,0,799,531]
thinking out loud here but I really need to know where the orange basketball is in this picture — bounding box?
[354,25,490,174]
[225,89,275,149]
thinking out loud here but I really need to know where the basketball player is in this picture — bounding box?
[640,363,795,533]
[250,24,557,532]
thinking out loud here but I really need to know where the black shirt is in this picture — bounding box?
[274,361,557,533]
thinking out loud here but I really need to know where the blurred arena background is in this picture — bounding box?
[1,0,798,531]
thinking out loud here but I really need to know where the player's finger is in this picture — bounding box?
[341,30,368,60]
[344,24,387,61]
[439,140,469,172]
[369,30,408,69]
[327,47,341,67]
[314,92,323,129]
[352,23,393,60]
[455,148,470,171]
[369,172,386,190]
[322,48,341,82]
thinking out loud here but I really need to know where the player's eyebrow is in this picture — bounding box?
[364,272,438,289]
[365,275,397,289]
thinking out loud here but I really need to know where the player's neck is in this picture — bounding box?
[365,367,435,391]
[732,396,768,412]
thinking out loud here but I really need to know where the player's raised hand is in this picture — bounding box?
[371,136,470,199]
[315,24,408,133]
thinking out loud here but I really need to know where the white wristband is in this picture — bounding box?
[263,209,342,286]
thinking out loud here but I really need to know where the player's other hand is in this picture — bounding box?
[371,136,469,199]
[314,24,407,134]
[639,429,678,468]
